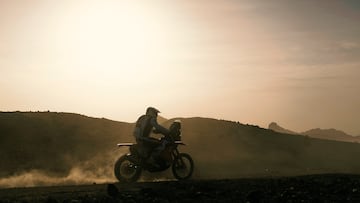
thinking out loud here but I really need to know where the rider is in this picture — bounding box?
[133,107,170,163]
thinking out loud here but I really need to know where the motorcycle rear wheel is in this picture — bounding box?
[172,153,194,180]
[114,155,142,183]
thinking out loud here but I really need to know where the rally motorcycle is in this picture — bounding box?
[114,120,194,182]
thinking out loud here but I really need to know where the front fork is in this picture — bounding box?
[172,147,185,168]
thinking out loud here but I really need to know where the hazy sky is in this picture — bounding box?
[1,0,359,135]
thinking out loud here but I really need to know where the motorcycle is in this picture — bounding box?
[114,120,194,182]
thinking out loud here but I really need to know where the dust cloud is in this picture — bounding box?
[0,152,119,188]
[0,167,112,188]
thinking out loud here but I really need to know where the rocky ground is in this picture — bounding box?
[1,174,360,202]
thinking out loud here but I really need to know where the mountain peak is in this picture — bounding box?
[268,122,298,135]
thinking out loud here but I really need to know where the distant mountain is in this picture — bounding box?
[2,112,360,187]
[302,128,360,143]
[268,122,298,135]
[269,122,360,143]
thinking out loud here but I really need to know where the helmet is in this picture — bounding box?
[146,107,160,117]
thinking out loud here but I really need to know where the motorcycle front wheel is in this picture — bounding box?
[172,153,194,180]
[114,155,142,183]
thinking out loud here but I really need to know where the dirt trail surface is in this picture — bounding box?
[1,174,360,202]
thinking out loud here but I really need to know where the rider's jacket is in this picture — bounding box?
[133,115,169,144]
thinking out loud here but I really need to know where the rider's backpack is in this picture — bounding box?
[134,115,151,139]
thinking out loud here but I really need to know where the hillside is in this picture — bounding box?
[2,112,360,188]
[0,112,133,180]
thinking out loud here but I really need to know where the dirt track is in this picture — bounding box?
[1,174,360,202]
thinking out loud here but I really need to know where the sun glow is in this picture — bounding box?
[52,1,175,82]
[0,0,187,120]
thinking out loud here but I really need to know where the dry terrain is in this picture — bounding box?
[1,174,360,203]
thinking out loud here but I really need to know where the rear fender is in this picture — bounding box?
[174,141,186,146]
[117,143,134,147]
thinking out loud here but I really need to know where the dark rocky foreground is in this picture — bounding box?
[1,174,360,203]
